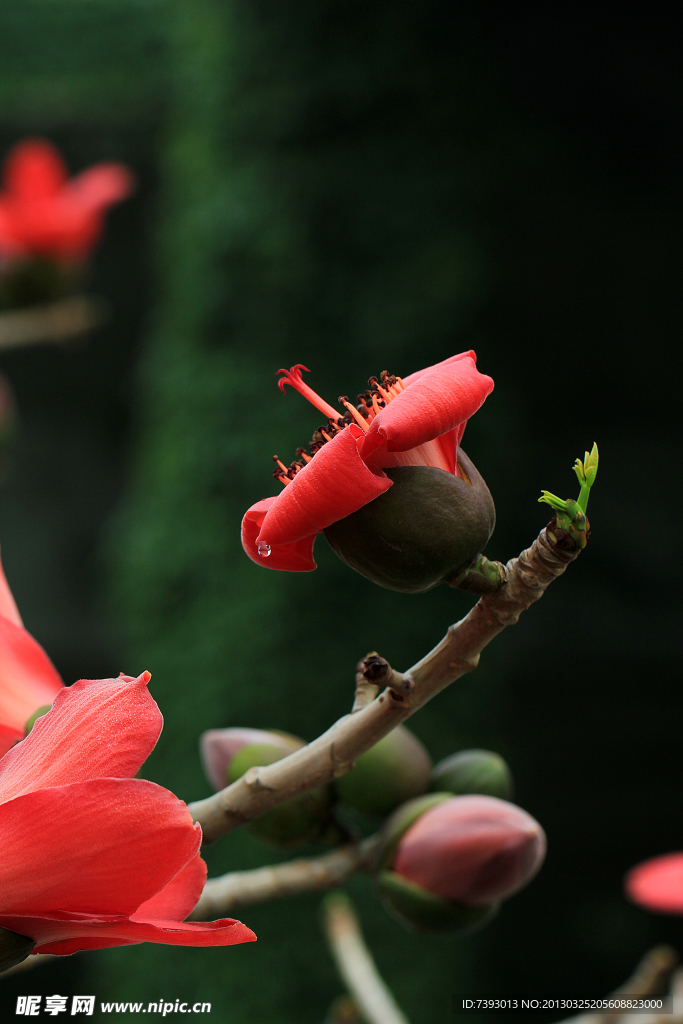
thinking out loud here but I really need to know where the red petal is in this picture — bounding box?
[0,549,23,627]
[257,425,392,547]
[0,911,256,955]
[625,853,683,914]
[132,854,207,923]
[241,498,316,571]
[0,726,21,758]
[0,673,159,802]
[0,616,62,745]
[0,778,201,917]
[3,139,67,200]
[68,164,134,211]
[401,350,479,388]
[360,353,494,469]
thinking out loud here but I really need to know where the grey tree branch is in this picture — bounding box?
[323,892,411,1024]
[189,836,381,920]
[0,296,104,351]
[189,524,581,844]
[554,946,679,1024]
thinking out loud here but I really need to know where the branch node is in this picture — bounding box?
[358,654,413,698]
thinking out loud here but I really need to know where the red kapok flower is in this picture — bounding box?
[625,853,683,914]
[0,549,63,757]
[241,352,495,592]
[0,672,255,960]
[0,139,133,263]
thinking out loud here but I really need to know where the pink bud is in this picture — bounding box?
[199,727,302,791]
[391,795,546,906]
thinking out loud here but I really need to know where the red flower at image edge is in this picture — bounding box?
[0,139,133,262]
[0,671,255,955]
[626,853,683,915]
[241,351,494,572]
[0,550,63,757]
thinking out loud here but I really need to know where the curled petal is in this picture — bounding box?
[0,778,201,917]
[0,911,255,956]
[401,350,479,388]
[360,354,494,469]
[0,673,160,802]
[257,425,392,548]
[0,617,63,759]
[625,853,683,914]
[241,498,316,571]
[133,854,207,923]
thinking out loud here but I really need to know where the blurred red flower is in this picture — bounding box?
[626,853,683,914]
[241,352,494,572]
[0,550,63,757]
[0,139,133,263]
[0,671,256,956]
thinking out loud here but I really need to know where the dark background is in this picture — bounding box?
[0,3,680,1021]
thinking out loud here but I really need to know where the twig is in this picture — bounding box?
[0,296,104,350]
[553,946,679,1024]
[190,836,381,920]
[189,524,581,844]
[324,892,411,1024]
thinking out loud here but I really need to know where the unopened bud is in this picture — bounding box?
[375,794,545,933]
[200,727,334,848]
[336,725,432,817]
[430,749,513,800]
[323,450,495,594]
[200,727,302,792]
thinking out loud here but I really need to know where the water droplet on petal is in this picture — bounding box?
[257,542,271,558]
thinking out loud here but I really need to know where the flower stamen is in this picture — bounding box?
[277,365,340,420]
[339,396,369,432]
[272,364,416,488]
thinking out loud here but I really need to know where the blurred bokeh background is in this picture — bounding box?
[0,2,680,1021]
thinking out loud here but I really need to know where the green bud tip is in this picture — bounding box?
[538,442,597,543]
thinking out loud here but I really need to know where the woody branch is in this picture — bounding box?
[189,522,581,845]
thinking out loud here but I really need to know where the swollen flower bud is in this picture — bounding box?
[375,794,546,933]
[336,725,432,817]
[323,451,495,594]
[200,727,334,848]
[430,749,513,801]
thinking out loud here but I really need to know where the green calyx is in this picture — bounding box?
[335,725,432,818]
[25,705,52,735]
[430,749,513,800]
[0,926,35,973]
[228,739,335,848]
[538,443,598,549]
[373,792,454,872]
[323,449,495,594]
[376,871,498,935]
